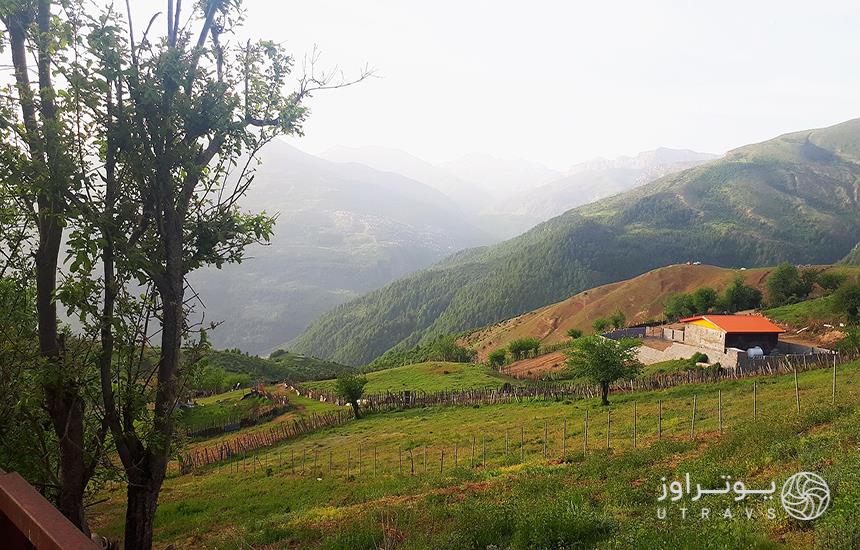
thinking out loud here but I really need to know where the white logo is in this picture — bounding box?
[780,471,830,521]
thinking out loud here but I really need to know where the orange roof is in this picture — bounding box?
[678,315,786,334]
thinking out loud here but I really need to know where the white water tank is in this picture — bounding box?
[747,346,764,359]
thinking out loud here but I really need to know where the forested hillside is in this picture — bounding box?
[843,243,860,265]
[290,119,860,366]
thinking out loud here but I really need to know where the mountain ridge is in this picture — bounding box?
[288,119,860,366]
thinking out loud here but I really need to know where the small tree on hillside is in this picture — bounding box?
[721,275,763,312]
[664,293,695,320]
[835,282,860,323]
[487,348,507,369]
[609,310,626,330]
[837,329,860,355]
[592,318,611,333]
[767,263,815,306]
[508,337,541,360]
[336,374,368,418]
[566,328,583,340]
[565,336,642,405]
[817,272,847,294]
[692,287,719,314]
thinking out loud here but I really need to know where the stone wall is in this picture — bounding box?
[637,340,743,368]
[683,324,726,352]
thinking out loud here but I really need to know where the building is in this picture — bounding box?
[631,314,789,368]
[677,315,785,355]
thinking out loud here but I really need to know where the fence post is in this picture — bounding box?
[482,436,486,466]
[562,418,567,457]
[633,401,637,449]
[329,450,332,475]
[753,381,757,419]
[833,355,837,405]
[794,364,800,414]
[424,445,427,474]
[440,449,444,473]
[718,390,723,434]
[314,450,318,476]
[505,428,509,455]
[347,451,351,478]
[690,395,697,439]
[658,400,662,439]
[520,426,525,462]
[374,447,378,475]
[454,442,458,468]
[471,436,475,468]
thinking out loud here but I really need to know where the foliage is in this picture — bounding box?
[720,275,763,312]
[609,310,626,329]
[691,287,719,314]
[335,374,369,417]
[507,337,541,360]
[817,271,847,293]
[592,318,611,333]
[305,362,520,395]
[837,329,860,355]
[565,336,642,404]
[368,334,475,372]
[566,328,583,340]
[664,293,696,320]
[834,282,860,322]
[487,348,508,368]
[766,262,816,306]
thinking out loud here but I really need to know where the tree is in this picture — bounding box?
[817,271,847,294]
[664,293,695,320]
[0,0,108,532]
[720,275,763,312]
[565,336,642,405]
[487,348,508,368]
[592,318,611,333]
[336,374,368,418]
[609,310,626,330]
[691,287,718,314]
[566,328,583,340]
[766,262,814,306]
[54,2,371,547]
[508,337,541,360]
[834,282,860,323]
[428,335,477,363]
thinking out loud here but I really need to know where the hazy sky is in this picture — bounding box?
[144,1,860,169]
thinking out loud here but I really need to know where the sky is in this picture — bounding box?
[136,1,860,170]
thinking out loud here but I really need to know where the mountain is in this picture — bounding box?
[190,140,491,354]
[320,145,489,214]
[289,119,860,366]
[438,153,562,200]
[482,148,718,223]
[459,264,774,360]
[842,243,860,265]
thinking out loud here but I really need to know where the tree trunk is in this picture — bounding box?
[4,3,91,533]
[350,401,362,419]
[124,479,160,550]
[601,382,610,406]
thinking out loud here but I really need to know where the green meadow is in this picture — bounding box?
[91,360,860,548]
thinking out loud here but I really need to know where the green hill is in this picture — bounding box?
[204,349,353,382]
[303,361,520,395]
[843,243,860,265]
[290,119,860,366]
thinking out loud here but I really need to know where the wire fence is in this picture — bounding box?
[185,358,850,479]
[177,352,856,474]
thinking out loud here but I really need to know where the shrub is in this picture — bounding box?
[592,318,611,333]
[566,328,583,340]
[508,338,541,360]
[690,352,709,364]
[487,348,508,368]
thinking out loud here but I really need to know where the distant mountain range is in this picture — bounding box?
[290,119,860,366]
[190,141,491,353]
[322,146,714,239]
[844,243,860,265]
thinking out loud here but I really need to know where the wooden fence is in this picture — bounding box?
[183,388,293,438]
[185,355,853,479]
[178,351,855,474]
[179,410,352,473]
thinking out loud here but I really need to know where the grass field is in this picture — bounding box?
[91,360,860,548]
[303,361,522,394]
[179,390,271,431]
